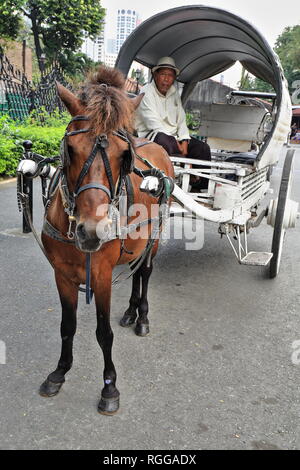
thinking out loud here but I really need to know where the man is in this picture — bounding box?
[135,56,211,189]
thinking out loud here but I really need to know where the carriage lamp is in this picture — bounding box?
[135,69,142,94]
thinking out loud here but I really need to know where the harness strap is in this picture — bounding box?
[85,253,94,305]
[99,143,115,199]
[43,219,75,244]
[66,128,91,137]
[65,116,91,137]
[76,183,111,200]
[74,138,101,194]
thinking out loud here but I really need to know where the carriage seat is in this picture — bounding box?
[225,152,257,166]
[197,103,268,154]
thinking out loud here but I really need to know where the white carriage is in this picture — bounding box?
[116,5,298,277]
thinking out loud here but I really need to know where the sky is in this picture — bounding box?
[101,0,300,87]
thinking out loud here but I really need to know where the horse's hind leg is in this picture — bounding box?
[134,257,153,337]
[119,269,140,327]
[120,256,154,337]
[39,272,78,397]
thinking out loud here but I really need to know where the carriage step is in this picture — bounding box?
[240,251,273,266]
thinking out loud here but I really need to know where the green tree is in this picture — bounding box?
[0,1,24,42]
[238,70,275,93]
[0,1,105,73]
[274,25,300,94]
[238,25,300,96]
[59,51,102,85]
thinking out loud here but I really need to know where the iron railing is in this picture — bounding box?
[0,51,72,120]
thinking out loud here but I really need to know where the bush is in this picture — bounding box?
[0,134,22,176]
[0,113,67,177]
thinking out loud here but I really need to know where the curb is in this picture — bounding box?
[0,177,17,186]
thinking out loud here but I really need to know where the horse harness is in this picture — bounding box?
[19,115,174,303]
[44,116,171,246]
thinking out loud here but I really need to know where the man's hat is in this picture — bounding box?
[151,56,180,76]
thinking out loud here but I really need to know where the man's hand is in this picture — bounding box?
[177,140,189,156]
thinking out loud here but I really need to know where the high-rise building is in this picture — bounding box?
[106,39,117,55]
[104,53,118,68]
[81,31,105,63]
[116,9,138,54]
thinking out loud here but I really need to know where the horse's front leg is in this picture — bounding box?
[39,271,78,397]
[94,268,120,415]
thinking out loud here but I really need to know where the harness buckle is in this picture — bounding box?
[67,215,76,240]
[99,134,109,149]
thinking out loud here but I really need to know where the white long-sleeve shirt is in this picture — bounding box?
[135,80,190,141]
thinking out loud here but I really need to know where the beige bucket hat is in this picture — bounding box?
[151,56,180,76]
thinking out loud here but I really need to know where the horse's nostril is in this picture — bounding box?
[77,223,87,240]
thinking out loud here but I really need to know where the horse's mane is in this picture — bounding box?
[77,66,133,135]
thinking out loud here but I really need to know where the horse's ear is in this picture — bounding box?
[56,82,82,116]
[131,93,145,110]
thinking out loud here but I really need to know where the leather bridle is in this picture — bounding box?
[60,115,134,223]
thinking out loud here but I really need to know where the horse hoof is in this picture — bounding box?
[39,378,64,397]
[98,395,120,415]
[135,322,150,337]
[119,312,136,327]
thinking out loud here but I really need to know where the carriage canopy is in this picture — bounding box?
[116,5,282,94]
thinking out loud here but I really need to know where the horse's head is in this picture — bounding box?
[56,67,143,252]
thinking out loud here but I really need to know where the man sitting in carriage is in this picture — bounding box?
[135,56,211,189]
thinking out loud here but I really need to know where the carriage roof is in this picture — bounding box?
[116,5,292,170]
[116,6,282,94]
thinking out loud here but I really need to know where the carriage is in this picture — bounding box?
[116,5,298,278]
[16,5,298,414]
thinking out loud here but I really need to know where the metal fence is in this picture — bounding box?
[0,51,71,120]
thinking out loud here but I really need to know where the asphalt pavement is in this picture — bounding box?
[0,146,300,450]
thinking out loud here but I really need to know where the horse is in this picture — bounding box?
[39,66,174,415]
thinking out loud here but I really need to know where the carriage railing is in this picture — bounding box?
[170,155,270,223]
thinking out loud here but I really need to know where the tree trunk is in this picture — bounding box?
[30,8,44,74]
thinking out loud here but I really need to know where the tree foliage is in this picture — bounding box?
[0,1,25,41]
[238,71,275,93]
[239,24,300,95]
[274,25,300,93]
[0,0,105,73]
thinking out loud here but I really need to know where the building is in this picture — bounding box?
[104,53,118,68]
[106,39,117,55]
[116,9,138,54]
[81,32,105,63]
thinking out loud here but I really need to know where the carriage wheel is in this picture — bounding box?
[269,149,296,278]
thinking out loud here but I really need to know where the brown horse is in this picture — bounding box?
[39,66,174,414]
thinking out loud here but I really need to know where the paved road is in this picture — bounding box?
[0,146,300,450]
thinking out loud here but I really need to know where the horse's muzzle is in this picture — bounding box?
[75,218,113,252]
